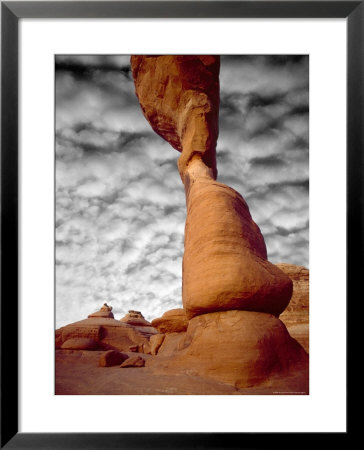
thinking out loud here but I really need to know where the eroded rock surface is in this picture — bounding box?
[151,308,188,333]
[131,56,293,320]
[150,334,165,356]
[61,337,98,350]
[56,306,157,353]
[130,55,220,180]
[99,350,128,367]
[120,356,145,368]
[88,303,114,319]
[147,310,308,392]
[183,161,293,319]
[276,264,309,352]
[120,310,152,327]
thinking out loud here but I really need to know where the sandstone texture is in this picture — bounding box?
[276,264,309,352]
[150,334,165,356]
[130,55,220,180]
[61,338,97,350]
[56,350,253,395]
[88,310,114,319]
[147,310,308,392]
[154,332,186,357]
[120,356,145,368]
[182,160,293,319]
[151,308,188,333]
[120,310,152,327]
[99,350,128,367]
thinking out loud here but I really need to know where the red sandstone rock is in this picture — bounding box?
[120,356,145,368]
[88,303,114,319]
[130,55,220,180]
[142,342,152,355]
[121,317,151,326]
[61,338,98,350]
[147,310,308,392]
[88,310,114,319]
[120,310,152,327]
[131,57,293,319]
[182,160,293,319]
[276,263,309,352]
[99,350,128,367]
[150,334,165,356]
[56,317,149,353]
[151,308,188,333]
[156,332,186,357]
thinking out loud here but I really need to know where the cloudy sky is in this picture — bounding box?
[55,55,309,328]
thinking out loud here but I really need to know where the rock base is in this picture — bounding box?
[147,310,308,392]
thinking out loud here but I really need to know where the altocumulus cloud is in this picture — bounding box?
[56,55,309,328]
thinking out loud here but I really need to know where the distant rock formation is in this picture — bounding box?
[56,306,158,353]
[88,303,114,319]
[120,310,153,327]
[276,264,309,353]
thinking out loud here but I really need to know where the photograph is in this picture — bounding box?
[54,54,309,395]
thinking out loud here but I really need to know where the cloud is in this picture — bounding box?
[55,55,308,328]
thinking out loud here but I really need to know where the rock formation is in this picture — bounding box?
[151,308,188,333]
[88,303,114,319]
[61,337,98,350]
[147,310,308,391]
[276,264,309,353]
[130,55,308,391]
[131,55,220,181]
[131,55,293,319]
[55,58,309,395]
[99,350,128,367]
[120,310,152,327]
[120,356,145,368]
[56,305,158,353]
[149,333,165,356]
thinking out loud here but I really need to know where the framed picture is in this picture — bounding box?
[1,1,356,447]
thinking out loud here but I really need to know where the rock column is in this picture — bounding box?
[130,55,293,319]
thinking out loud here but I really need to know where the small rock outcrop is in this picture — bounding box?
[99,350,128,367]
[88,303,114,319]
[120,356,145,368]
[151,308,188,333]
[120,310,152,327]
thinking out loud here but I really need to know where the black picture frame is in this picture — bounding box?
[1,1,356,448]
